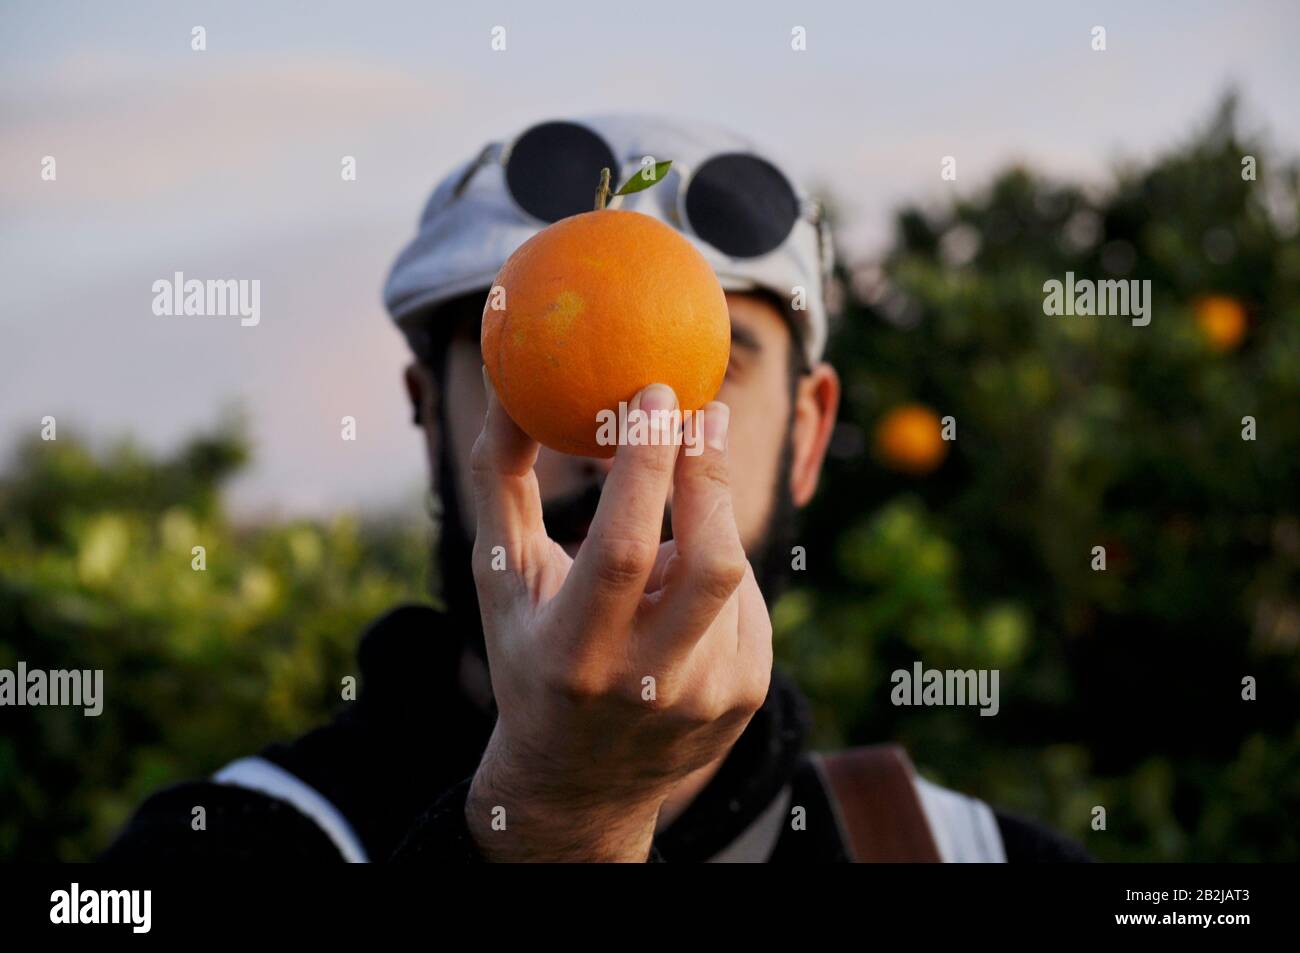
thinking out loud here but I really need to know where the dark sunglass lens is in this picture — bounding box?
[505,121,618,223]
[685,153,799,258]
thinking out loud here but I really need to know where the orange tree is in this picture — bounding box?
[0,423,428,860]
[781,95,1300,861]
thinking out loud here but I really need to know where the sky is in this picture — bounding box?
[2,0,1298,518]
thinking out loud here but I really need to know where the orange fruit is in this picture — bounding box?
[875,404,948,475]
[1194,295,1247,352]
[482,209,730,457]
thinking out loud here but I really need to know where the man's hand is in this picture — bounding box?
[464,372,773,861]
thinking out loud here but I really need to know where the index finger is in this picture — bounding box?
[556,383,681,638]
[469,365,546,578]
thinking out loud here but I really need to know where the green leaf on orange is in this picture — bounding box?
[615,160,673,195]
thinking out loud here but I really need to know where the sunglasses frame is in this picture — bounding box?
[450,121,831,279]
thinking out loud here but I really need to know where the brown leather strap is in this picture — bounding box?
[816,745,942,862]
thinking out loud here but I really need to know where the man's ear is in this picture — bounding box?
[404,362,442,483]
[789,362,840,507]
[404,362,434,426]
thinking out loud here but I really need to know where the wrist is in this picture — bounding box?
[465,737,666,862]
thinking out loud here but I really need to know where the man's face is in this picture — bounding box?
[413,290,840,593]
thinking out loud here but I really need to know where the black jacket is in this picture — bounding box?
[104,604,1088,863]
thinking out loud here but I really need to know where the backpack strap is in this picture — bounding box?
[913,775,1006,863]
[813,744,942,862]
[213,756,369,863]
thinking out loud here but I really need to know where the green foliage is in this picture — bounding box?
[780,94,1300,861]
[0,421,429,860]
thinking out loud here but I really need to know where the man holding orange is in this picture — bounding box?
[107,115,1085,863]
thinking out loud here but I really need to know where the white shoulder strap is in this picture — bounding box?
[913,776,1006,863]
[213,756,369,863]
[705,784,792,863]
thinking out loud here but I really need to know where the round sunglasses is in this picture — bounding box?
[451,120,828,266]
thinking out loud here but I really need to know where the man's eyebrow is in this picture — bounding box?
[730,324,763,353]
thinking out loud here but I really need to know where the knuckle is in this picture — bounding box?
[709,700,745,729]
[689,453,731,492]
[697,698,730,726]
[692,550,747,602]
[591,535,658,589]
[711,676,764,726]
[548,665,607,706]
[741,667,772,714]
[689,676,731,725]
[650,674,686,708]
[468,431,495,479]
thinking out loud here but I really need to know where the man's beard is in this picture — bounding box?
[433,403,799,661]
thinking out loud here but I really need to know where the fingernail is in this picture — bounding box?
[638,383,676,414]
[704,402,730,452]
[482,365,492,402]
